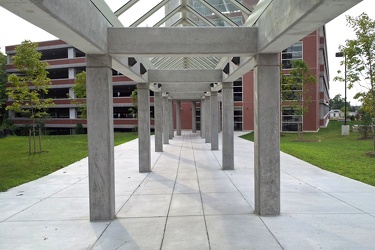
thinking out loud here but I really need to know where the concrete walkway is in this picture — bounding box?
[1,131,374,249]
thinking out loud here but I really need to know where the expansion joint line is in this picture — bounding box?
[192,135,212,250]
[159,133,184,250]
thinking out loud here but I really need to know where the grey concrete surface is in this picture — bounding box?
[253,53,280,216]
[1,131,375,249]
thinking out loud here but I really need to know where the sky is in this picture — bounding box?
[1,0,374,106]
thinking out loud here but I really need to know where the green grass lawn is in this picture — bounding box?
[240,121,375,187]
[0,132,138,192]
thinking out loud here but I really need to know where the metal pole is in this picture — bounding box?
[344,54,347,125]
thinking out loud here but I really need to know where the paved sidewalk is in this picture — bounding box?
[0,131,374,249]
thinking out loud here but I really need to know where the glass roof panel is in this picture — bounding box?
[115,0,165,27]
[187,12,210,26]
[234,0,258,11]
[187,1,233,27]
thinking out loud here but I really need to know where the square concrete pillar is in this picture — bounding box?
[222,82,234,170]
[176,100,181,136]
[86,54,115,221]
[200,98,205,138]
[138,82,151,172]
[205,95,211,143]
[254,53,280,216]
[154,91,163,152]
[192,101,197,133]
[210,91,219,150]
[163,94,169,144]
[169,98,174,139]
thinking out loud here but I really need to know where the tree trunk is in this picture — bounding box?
[28,129,31,154]
[39,127,42,152]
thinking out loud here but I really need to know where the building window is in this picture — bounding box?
[282,41,303,69]
[196,108,201,130]
[282,107,302,132]
[234,107,242,131]
[233,78,242,102]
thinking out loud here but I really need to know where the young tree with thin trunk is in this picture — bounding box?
[6,40,54,153]
[334,13,375,153]
[281,59,316,141]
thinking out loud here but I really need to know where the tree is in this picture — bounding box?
[6,40,54,153]
[334,13,375,153]
[281,59,316,141]
[330,94,351,111]
[0,51,7,124]
[71,70,87,118]
[129,87,138,118]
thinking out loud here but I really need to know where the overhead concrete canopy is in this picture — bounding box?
[0,0,362,99]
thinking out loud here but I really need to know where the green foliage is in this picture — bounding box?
[0,51,7,123]
[71,70,87,118]
[281,59,316,140]
[334,13,375,151]
[359,113,373,138]
[129,87,138,118]
[5,40,54,153]
[75,123,85,134]
[330,94,351,111]
[0,132,138,191]
[6,40,54,124]
[240,121,375,186]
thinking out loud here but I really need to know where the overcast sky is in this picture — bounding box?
[1,0,374,105]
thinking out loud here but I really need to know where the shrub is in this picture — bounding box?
[359,113,373,139]
[75,123,85,134]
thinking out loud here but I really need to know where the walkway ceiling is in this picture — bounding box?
[0,0,363,100]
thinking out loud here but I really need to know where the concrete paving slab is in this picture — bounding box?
[117,194,171,218]
[262,214,375,250]
[205,214,282,249]
[201,192,253,215]
[1,131,375,249]
[0,220,109,249]
[92,217,166,250]
[0,198,41,222]
[7,197,90,221]
[174,179,200,194]
[169,193,203,216]
[161,216,209,250]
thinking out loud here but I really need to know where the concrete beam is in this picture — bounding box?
[168,92,204,100]
[0,0,109,54]
[161,83,211,92]
[149,69,222,83]
[253,0,362,53]
[108,27,258,56]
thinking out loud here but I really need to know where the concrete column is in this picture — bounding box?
[86,54,115,221]
[68,47,76,58]
[137,83,151,172]
[163,95,169,144]
[68,87,75,98]
[200,98,205,138]
[205,95,211,143]
[192,101,197,133]
[222,82,234,170]
[169,98,174,139]
[176,100,181,136]
[210,91,219,150]
[69,108,77,119]
[154,91,163,152]
[68,68,76,79]
[254,53,280,216]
